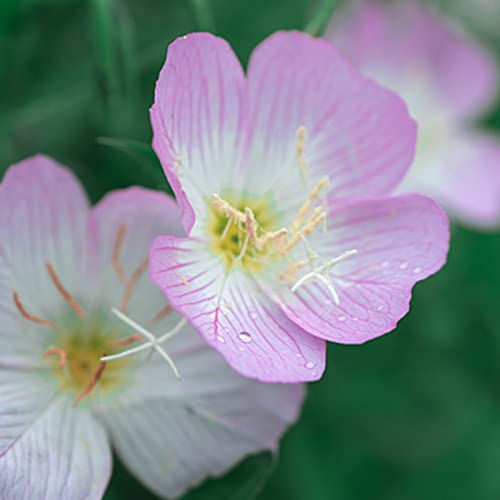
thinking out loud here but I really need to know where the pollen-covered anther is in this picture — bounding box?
[43,347,67,368]
[46,262,86,317]
[290,176,329,233]
[12,291,56,328]
[212,194,246,224]
[296,125,309,184]
[281,207,326,255]
[74,356,107,404]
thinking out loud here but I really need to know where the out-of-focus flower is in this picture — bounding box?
[329,0,500,228]
[149,31,449,383]
[0,156,304,500]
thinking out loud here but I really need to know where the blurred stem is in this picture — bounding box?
[188,0,215,32]
[304,0,336,37]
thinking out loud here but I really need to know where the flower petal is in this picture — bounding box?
[0,370,55,455]
[270,194,449,344]
[100,379,304,499]
[330,1,498,119]
[88,187,185,320]
[0,155,90,319]
[245,30,416,210]
[149,236,325,382]
[151,33,249,233]
[398,132,500,228]
[0,398,111,500]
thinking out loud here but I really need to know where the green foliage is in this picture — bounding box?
[1,1,500,499]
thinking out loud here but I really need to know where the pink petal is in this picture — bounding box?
[0,398,111,500]
[88,187,185,317]
[149,236,325,382]
[100,353,304,497]
[330,1,498,119]
[0,155,90,327]
[399,132,500,229]
[150,33,249,234]
[245,30,416,206]
[270,194,449,344]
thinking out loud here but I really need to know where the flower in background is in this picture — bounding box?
[0,156,304,500]
[329,0,500,228]
[149,31,449,383]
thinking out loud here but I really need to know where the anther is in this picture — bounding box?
[46,262,85,317]
[112,224,128,285]
[12,291,56,328]
[109,334,142,347]
[120,256,149,313]
[290,177,329,233]
[296,126,309,184]
[149,304,173,325]
[212,194,246,224]
[43,347,67,367]
[74,356,107,404]
[282,208,326,255]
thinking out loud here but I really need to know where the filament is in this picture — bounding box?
[46,262,85,317]
[12,291,55,328]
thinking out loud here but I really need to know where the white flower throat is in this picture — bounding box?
[12,224,181,404]
[207,125,359,305]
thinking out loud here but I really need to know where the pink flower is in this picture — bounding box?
[149,31,449,383]
[329,0,500,228]
[0,156,304,499]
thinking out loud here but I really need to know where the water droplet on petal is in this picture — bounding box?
[237,331,252,343]
[249,311,257,320]
[377,305,384,312]
[413,267,422,274]
[400,262,408,270]
[352,317,358,322]
[305,361,315,369]
[337,315,346,322]
[217,336,226,343]
[223,326,230,333]
[381,261,390,268]
[296,353,303,358]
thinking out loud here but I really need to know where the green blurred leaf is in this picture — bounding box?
[304,0,337,36]
[188,0,215,32]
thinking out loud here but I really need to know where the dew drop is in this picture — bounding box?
[305,361,315,369]
[249,311,258,320]
[237,331,252,343]
[377,305,384,312]
[381,261,390,268]
[337,315,346,322]
[223,327,230,333]
[399,262,408,270]
[413,267,422,274]
[296,353,303,358]
[217,336,226,343]
[352,317,358,322]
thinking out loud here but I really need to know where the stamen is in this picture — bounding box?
[296,126,308,184]
[212,194,246,224]
[120,256,149,313]
[12,291,56,328]
[236,233,250,261]
[46,262,85,317]
[282,208,326,255]
[43,347,67,367]
[112,224,128,285]
[74,356,107,404]
[290,177,329,233]
[149,304,173,325]
[101,308,182,379]
[109,334,142,347]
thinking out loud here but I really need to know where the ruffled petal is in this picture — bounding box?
[100,377,304,498]
[330,1,498,119]
[244,30,416,213]
[151,33,249,233]
[0,155,90,321]
[398,132,500,229]
[269,194,449,343]
[0,398,111,500]
[149,236,325,382]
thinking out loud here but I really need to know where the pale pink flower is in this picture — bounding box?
[329,0,500,228]
[149,31,450,383]
[0,156,304,499]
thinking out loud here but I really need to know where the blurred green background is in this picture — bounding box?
[1,0,500,499]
